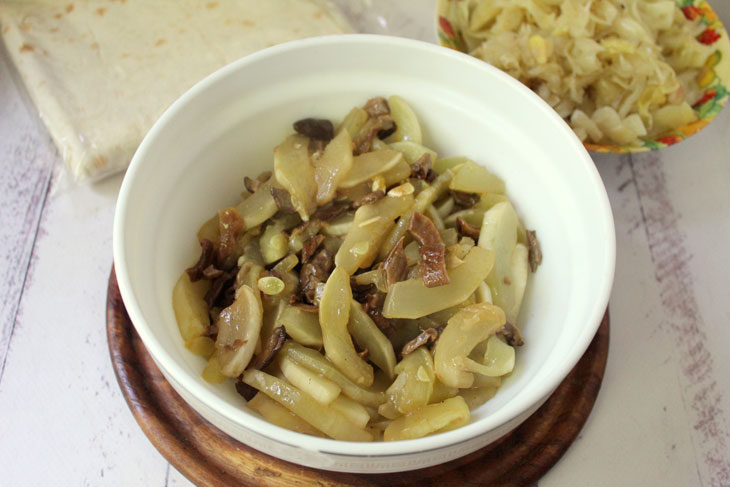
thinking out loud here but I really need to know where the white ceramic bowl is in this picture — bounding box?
[113,34,615,473]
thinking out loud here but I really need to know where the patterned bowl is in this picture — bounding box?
[437,0,730,153]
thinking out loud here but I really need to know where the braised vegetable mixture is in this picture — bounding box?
[442,0,715,146]
[172,96,542,442]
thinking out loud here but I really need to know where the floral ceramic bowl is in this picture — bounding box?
[437,0,730,153]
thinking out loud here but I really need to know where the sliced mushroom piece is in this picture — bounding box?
[389,141,437,167]
[204,269,236,309]
[243,171,272,194]
[382,236,408,289]
[408,211,450,288]
[350,278,375,301]
[202,264,224,280]
[235,378,259,401]
[300,248,334,304]
[293,118,335,141]
[214,284,263,377]
[450,189,481,209]
[301,234,325,264]
[526,229,542,272]
[312,200,352,222]
[244,176,262,194]
[288,219,323,253]
[186,238,216,282]
[236,310,286,401]
[456,216,481,240]
[363,97,390,117]
[360,288,397,338]
[377,168,455,261]
[401,327,443,357]
[417,243,450,288]
[354,115,395,154]
[382,246,494,319]
[409,153,433,181]
[445,207,485,228]
[249,325,287,371]
[270,187,297,214]
[497,322,524,347]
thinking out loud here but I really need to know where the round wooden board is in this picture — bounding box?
[107,267,609,487]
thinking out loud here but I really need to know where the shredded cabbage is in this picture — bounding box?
[447,0,712,145]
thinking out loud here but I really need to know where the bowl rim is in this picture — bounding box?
[113,33,616,458]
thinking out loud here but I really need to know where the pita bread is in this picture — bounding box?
[0,0,351,181]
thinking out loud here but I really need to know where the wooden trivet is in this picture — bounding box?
[107,267,609,487]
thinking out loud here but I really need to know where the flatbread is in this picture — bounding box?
[0,0,351,181]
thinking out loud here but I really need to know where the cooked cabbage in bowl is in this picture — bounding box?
[171,96,541,442]
[438,0,730,151]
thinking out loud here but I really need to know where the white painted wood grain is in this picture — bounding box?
[166,465,195,487]
[541,100,730,487]
[0,40,55,381]
[0,37,171,487]
[0,172,172,486]
[541,154,704,487]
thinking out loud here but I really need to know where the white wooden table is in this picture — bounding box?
[1,2,729,485]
